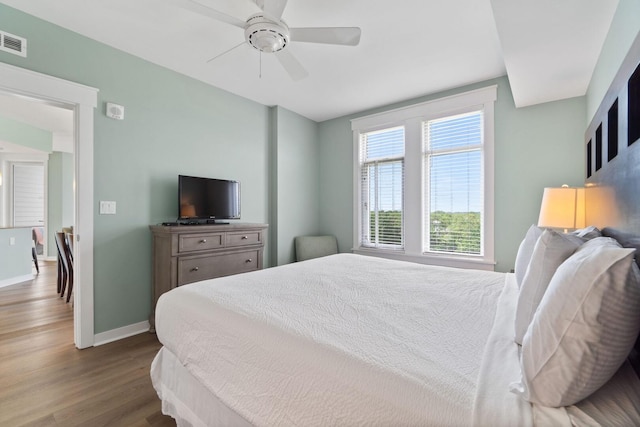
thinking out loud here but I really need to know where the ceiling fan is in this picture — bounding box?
[177,0,362,80]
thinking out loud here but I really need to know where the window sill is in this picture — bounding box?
[352,247,496,271]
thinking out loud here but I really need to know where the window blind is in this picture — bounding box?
[359,126,404,249]
[424,111,483,255]
[12,163,45,227]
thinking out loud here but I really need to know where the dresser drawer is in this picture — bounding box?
[227,231,262,247]
[177,249,260,286]
[150,223,268,332]
[178,233,224,253]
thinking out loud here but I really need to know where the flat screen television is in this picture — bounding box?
[178,175,240,222]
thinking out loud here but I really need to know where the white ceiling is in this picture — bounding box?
[0,0,619,122]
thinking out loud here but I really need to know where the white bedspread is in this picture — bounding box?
[154,253,521,426]
[472,274,535,427]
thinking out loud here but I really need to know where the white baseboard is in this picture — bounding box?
[0,274,34,289]
[93,320,150,346]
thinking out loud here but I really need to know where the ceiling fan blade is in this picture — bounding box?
[289,27,362,46]
[176,0,246,29]
[274,50,308,81]
[206,41,246,63]
[255,0,288,20]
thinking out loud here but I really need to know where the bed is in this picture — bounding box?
[151,248,640,426]
[151,30,640,427]
[152,254,519,426]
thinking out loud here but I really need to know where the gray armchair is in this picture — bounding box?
[294,235,338,262]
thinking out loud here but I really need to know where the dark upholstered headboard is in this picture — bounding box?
[585,31,640,377]
[584,32,640,231]
[601,228,640,269]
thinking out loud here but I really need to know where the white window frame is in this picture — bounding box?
[351,86,496,270]
[359,126,405,250]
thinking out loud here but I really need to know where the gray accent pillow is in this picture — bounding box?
[514,229,581,344]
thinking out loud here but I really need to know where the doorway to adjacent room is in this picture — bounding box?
[0,62,97,349]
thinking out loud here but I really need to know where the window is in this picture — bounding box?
[359,127,404,249]
[425,111,483,256]
[352,86,496,270]
[12,162,45,227]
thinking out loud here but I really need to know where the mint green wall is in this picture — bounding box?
[47,151,73,256]
[0,5,273,333]
[587,0,640,120]
[61,152,74,227]
[0,115,52,152]
[317,117,353,255]
[318,76,586,272]
[0,227,31,283]
[47,152,62,256]
[494,84,585,272]
[272,106,320,265]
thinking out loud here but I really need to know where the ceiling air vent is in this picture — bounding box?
[0,30,27,57]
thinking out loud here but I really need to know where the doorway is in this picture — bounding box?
[0,62,97,349]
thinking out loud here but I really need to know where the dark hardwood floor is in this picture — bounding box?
[0,261,176,426]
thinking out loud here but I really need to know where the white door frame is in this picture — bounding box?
[0,62,98,349]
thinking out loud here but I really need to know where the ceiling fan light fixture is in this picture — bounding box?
[244,15,290,53]
[186,1,361,81]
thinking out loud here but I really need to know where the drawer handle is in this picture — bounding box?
[199,239,207,244]
[241,235,248,240]
[245,259,253,263]
[191,266,199,272]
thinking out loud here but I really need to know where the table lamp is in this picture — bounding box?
[537,185,585,233]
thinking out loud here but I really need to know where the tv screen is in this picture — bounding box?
[178,175,240,220]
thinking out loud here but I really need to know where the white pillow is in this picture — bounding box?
[510,237,640,407]
[513,229,582,344]
[514,225,543,287]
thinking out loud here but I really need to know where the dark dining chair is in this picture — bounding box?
[66,233,74,261]
[31,247,39,274]
[54,232,65,294]
[32,227,44,255]
[31,227,43,274]
[55,231,74,303]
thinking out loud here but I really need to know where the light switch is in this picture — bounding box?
[9,237,15,245]
[100,201,117,215]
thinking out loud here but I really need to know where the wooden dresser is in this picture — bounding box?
[149,222,268,331]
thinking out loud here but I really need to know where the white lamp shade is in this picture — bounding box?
[538,186,586,230]
[575,187,585,229]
